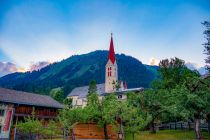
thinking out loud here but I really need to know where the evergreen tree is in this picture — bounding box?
[50,88,65,103]
[63,98,73,108]
[88,80,97,95]
[202,21,210,71]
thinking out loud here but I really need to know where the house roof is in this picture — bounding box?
[0,88,63,108]
[68,84,105,98]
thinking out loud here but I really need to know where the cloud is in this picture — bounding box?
[0,62,18,77]
[149,57,159,66]
[29,61,50,72]
[0,60,50,77]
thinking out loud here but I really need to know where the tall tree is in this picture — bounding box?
[157,57,198,89]
[63,98,73,108]
[58,107,84,140]
[133,89,171,133]
[85,93,118,140]
[117,101,145,140]
[154,57,210,139]
[172,75,210,140]
[50,87,65,103]
[88,80,97,95]
[202,21,210,71]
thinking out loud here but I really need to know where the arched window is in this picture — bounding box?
[108,67,113,77]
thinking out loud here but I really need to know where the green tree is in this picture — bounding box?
[117,101,145,140]
[63,98,73,108]
[131,89,171,133]
[85,93,118,140]
[157,57,198,89]
[202,21,210,71]
[16,109,43,140]
[172,75,210,139]
[50,87,65,103]
[44,120,57,140]
[153,57,210,139]
[88,80,97,95]
[58,107,84,140]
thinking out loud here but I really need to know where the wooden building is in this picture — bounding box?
[0,88,63,140]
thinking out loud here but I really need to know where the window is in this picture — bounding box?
[0,109,4,116]
[107,67,112,77]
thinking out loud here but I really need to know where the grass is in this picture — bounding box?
[41,130,210,140]
[126,130,210,140]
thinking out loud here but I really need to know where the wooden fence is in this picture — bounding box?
[157,122,210,132]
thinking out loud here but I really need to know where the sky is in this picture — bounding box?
[0,0,210,75]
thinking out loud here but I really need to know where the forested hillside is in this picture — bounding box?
[0,51,158,96]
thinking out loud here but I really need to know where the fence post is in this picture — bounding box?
[181,122,183,130]
[175,122,177,130]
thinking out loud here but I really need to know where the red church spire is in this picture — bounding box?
[108,33,116,64]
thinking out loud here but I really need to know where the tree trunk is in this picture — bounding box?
[119,118,124,140]
[132,133,134,140]
[103,124,108,140]
[149,120,156,133]
[194,118,202,140]
[72,130,75,140]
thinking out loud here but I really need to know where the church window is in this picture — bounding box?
[108,67,113,77]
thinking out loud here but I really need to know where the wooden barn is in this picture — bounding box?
[0,88,63,140]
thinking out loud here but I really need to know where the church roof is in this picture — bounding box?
[108,34,116,64]
[68,83,144,98]
[68,84,105,98]
[0,88,63,108]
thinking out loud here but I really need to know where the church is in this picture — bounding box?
[68,34,143,107]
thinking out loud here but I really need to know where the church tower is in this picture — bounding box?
[105,34,118,93]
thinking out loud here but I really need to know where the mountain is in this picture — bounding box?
[185,62,208,75]
[0,51,157,96]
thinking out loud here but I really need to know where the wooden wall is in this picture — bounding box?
[72,123,118,140]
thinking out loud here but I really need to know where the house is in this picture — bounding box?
[68,34,143,107]
[0,88,63,140]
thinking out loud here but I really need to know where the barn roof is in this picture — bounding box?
[0,88,63,108]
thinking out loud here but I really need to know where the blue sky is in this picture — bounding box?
[0,0,210,70]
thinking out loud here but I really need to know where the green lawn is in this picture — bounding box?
[126,130,210,140]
